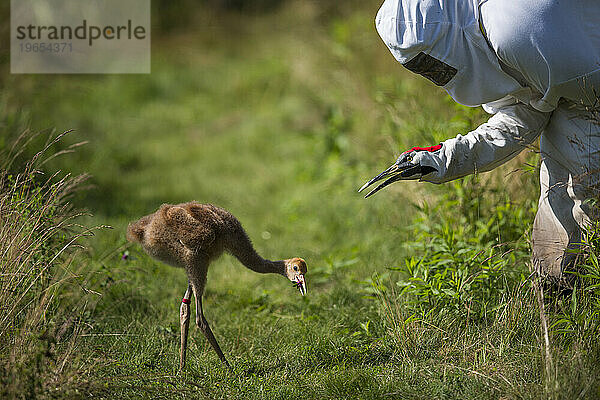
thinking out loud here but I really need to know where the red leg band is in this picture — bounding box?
[182,298,191,304]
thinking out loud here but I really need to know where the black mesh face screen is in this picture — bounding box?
[402,52,458,86]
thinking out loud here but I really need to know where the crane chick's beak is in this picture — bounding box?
[293,274,307,296]
[358,162,404,198]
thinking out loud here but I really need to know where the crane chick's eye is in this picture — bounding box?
[293,266,298,271]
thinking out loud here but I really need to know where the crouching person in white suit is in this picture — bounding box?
[360,0,600,287]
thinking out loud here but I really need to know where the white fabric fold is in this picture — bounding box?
[480,0,600,112]
[414,98,551,183]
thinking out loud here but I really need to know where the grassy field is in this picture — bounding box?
[1,2,599,399]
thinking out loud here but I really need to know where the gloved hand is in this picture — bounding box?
[358,144,443,198]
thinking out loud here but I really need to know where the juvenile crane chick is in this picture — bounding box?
[127,202,307,370]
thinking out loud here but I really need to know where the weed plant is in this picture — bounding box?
[0,130,94,398]
[376,165,600,398]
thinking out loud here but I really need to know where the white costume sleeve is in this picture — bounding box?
[413,97,551,184]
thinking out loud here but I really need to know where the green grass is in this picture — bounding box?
[1,2,599,399]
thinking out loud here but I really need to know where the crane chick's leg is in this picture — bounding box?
[194,294,231,369]
[187,256,231,369]
[179,283,192,371]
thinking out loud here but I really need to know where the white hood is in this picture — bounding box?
[375,0,522,107]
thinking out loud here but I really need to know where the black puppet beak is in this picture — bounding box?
[358,161,423,198]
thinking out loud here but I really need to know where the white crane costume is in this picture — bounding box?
[362,0,600,285]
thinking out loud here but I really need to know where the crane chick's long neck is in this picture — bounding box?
[227,228,285,275]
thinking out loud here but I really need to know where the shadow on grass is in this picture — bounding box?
[240,345,395,377]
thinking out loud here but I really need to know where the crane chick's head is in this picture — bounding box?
[284,258,307,296]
